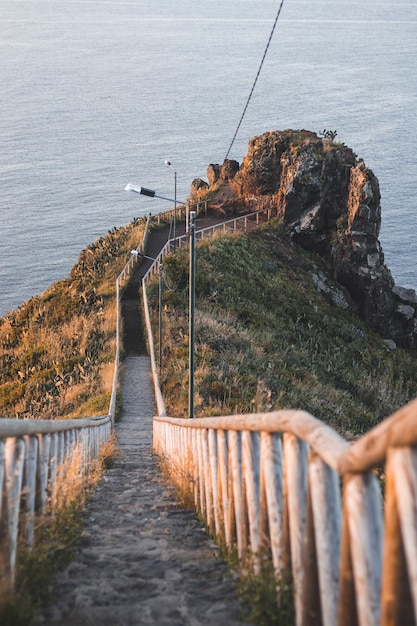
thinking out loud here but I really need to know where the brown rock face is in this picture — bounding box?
[190,177,209,197]
[209,130,417,348]
[207,159,240,186]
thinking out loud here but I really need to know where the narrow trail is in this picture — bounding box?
[39,357,250,625]
[39,214,253,625]
[121,213,235,356]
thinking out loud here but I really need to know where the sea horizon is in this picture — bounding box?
[1,0,416,317]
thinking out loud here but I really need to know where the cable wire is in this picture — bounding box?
[224,0,286,161]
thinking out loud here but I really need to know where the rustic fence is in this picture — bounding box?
[143,210,417,626]
[3,199,416,625]
[0,214,153,585]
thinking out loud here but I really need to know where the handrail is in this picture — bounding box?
[142,206,275,285]
[152,407,417,625]
[142,279,166,417]
[338,394,417,473]
[0,414,110,437]
[143,205,417,625]
[153,409,349,472]
[0,213,154,586]
[4,199,417,623]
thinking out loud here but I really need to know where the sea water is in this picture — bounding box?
[1,0,416,316]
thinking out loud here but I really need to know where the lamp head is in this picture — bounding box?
[125,183,156,197]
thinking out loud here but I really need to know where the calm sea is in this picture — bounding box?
[1,0,416,317]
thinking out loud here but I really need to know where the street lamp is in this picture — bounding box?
[131,250,164,370]
[164,161,177,251]
[127,185,197,418]
[125,183,178,205]
[188,211,196,419]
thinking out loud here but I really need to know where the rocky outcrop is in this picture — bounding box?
[204,130,417,348]
[190,177,209,196]
[207,159,240,186]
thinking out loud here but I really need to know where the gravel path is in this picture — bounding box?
[39,357,251,625]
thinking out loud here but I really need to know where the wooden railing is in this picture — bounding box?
[0,198,216,585]
[143,208,417,626]
[0,214,153,585]
[4,200,416,625]
[152,401,417,626]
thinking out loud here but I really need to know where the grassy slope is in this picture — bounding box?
[150,220,417,437]
[0,218,146,420]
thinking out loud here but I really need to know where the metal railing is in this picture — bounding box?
[143,207,417,626]
[142,206,275,282]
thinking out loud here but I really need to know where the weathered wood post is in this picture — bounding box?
[242,431,261,572]
[309,452,341,626]
[229,430,246,559]
[341,474,383,626]
[260,432,284,574]
[283,433,308,626]
[381,447,417,625]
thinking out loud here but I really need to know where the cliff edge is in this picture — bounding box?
[194,129,416,349]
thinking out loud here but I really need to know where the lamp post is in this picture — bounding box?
[125,183,178,205]
[126,183,197,418]
[165,161,177,251]
[131,250,163,370]
[188,211,196,419]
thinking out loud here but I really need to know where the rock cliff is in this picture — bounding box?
[198,129,417,349]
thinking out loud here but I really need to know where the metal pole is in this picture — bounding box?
[188,211,196,419]
[159,263,163,370]
[173,170,177,251]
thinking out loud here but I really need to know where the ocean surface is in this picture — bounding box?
[1,0,416,317]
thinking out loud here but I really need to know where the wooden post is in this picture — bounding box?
[201,429,213,531]
[344,474,383,626]
[217,430,232,548]
[301,478,322,626]
[309,452,341,626]
[209,430,221,536]
[49,432,58,503]
[382,448,417,626]
[337,488,359,626]
[5,437,25,584]
[229,430,246,559]
[284,433,308,626]
[36,433,51,513]
[260,432,284,573]
[381,448,415,625]
[196,430,206,518]
[22,435,38,546]
[242,431,261,572]
[191,428,200,512]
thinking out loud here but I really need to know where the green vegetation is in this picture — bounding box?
[0,434,119,625]
[319,128,338,142]
[146,218,417,622]
[239,562,295,626]
[2,211,417,625]
[149,219,417,438]
[0,218,146,420]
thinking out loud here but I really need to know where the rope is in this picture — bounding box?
[224,0,286,161]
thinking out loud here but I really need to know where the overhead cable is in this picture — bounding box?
[224,0,286,161]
